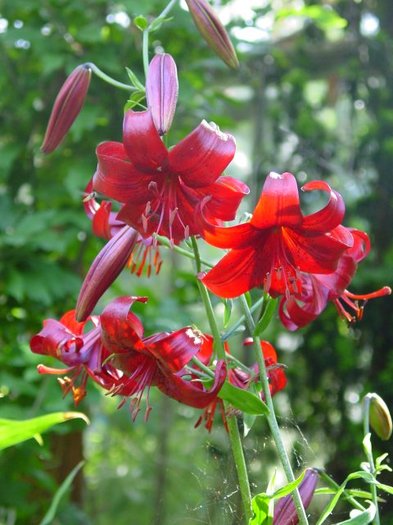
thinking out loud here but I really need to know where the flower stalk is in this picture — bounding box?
[191,236,252,523]
[239,294,309,525]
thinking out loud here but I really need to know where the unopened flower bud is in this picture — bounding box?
[274,468,319,525]
[146,53,178,135]
[185,0,239,69]
[367,393,392,441]
[76,226,138,322]
[41,64,92,154]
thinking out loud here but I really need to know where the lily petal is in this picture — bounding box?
[146,53,178,135]
[156,360,227,408]
[251,172,303,229]
[169,120,236,188]
[123,110,168,173]
[202,176,250,221]
[302,180,345,232]
[273,469,318,525]
[202,247,267,298]
[94,142,155,203]
[147,327,203,373]
[100,296,148,351]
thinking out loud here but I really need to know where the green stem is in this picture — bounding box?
[190,236,252,523]
[85,63,136,91]
[142,29,149,79]
[222,296,265,342]
[363,395,381,525]
[154,234,212,268]
[239,294,309,525]
[153,0,179,22]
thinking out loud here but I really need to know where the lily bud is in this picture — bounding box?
[273,469,318,525]
[146,53,179,135]
[185,0,239,69]
[367,393,392,441]
[41,64,92,154]
[76,226,138,322]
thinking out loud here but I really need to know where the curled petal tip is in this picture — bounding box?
[41,64,92,154]
[146,53,179,135]
[185,0,239,69]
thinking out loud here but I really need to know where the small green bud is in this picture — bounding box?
[367,393,392,441]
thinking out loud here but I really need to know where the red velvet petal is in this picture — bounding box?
[123,110,168,172]
[201,176,250,222]
[202,247,267,298]
[30,319,82,358]
[100,296,148,351]
[201,219,259,249]
[301,180,345,232]
[147,327,203,373]
[94,142,155,204]
[251,172,303,229]
[169,120,236,188]
[347,228,370,263]
[146,53,178,135]
[156,360,227,408]
[282,227,351,274]
[59,310,87,335]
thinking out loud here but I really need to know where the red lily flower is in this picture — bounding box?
[201,172,353,299]
[31,297,227,417]
[279,229,392,330]
[99,297,226,419]
[273,468,318,524]
[30,309,121,405]
[41,64,92,154]
[92,54,248,244]
[195,336,287,431]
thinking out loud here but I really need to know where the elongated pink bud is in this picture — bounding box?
[41,64,92,154]
[185,0,239,69]
[146,53,178,135]
[76,226,138,322]
[273,469,318,524]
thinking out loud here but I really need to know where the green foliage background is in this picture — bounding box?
[0,0,392,523]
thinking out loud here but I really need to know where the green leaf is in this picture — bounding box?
[125,91,146,111]
[272,469,306,499]
[243,413,257,437]
[219,382,269,416]
[134,15,148,31]
[249,493,270,525]
[335,502,376,524]
[125,67,145,91]
[0,412,90,451]
[254,297,278,337]
[148,16,173,33]
[362,433,372,457]
[39,461,85,525]
[375,481,393,495]
[316,471,375,525]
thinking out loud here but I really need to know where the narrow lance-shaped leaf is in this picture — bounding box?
[0,412,89,450]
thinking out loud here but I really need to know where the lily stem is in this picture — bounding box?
[238,294,309,525]
[190,236,252,524]
[85,63,136,91]
[362,395,381,525]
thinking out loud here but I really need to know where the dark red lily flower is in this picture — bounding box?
[41,64,92,154]
[30,297,226,417]
[30,309,121,405]
[273,468,318,525]
[92,111,248,244]
[146,53,178,135]
[201,172,353,299]
[99,297,226,419]
[279,229,392,330]
[195,336,287,431]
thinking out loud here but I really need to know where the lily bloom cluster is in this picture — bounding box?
[201,171,391,329]
[30,296,226,419]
